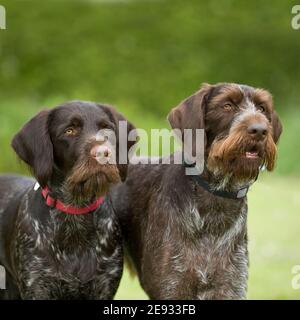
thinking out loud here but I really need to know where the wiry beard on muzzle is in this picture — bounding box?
[207,129,277,182]
[63,156,121,206]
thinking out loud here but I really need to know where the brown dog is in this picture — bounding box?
[114,83,282,299]
[0,101,135,299]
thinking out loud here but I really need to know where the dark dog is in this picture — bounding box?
[114,83,282,299]
[0,101,135,299]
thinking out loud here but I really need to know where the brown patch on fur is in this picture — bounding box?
[207,112,277,180]
[167,83,212,157]
[65,157,121,205]
[210,84,243,106]
[264,133,277,171]
[253,89,273,107]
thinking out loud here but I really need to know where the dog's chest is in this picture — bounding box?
[192,204,248,298]
[38,213,118,267]
[14,201,122,298]
[158,200,249,299]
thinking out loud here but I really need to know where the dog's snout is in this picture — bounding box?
[90,145,111,160]
[247,123,268,140]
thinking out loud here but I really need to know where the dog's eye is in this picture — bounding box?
[257,105,265,113]
[223,103,233,111]
[64,127,77,136]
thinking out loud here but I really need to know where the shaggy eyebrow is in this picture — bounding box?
[211,87,243,105]
[68,115,83,126]
[97,119,115,128]
[253,90,272,104]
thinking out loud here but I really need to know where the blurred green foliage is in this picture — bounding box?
[0,0,299,110]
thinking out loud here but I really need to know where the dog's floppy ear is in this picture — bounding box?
[11,110,53,187]
[167,83,213,158]
[271,110,283,144]
[100,104,137,181]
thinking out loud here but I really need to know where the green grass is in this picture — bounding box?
[115,175,300,300]
[247,175,300,299]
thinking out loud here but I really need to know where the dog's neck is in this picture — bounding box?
[183,153,258,194]
[187,167,249,237]
[41,170,103,250]
[46,168,99,207]
[47,167,65,199]
[201,168,254,192]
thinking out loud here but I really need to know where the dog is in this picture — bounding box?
[114,83,283,299]
[0,100,135,299]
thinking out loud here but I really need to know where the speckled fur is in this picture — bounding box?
[113,83,282,300]
[0,177,123,300]
[0,101,135,300]
[114,162,248,299]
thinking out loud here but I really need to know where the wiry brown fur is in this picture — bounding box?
[65,159,121,206]
[207,115,277,181]
[114,83,282,300]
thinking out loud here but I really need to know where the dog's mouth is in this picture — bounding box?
[244,146,261,160]
[207,132,277,181]
[245,151,258,159]
[64,154,121,206]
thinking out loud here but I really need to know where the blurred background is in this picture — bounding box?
[0,0,299,299]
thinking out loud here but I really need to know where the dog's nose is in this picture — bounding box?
[247,123,268,140]
[90,145,111,161]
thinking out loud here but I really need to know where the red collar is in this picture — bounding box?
[41,186,105,215]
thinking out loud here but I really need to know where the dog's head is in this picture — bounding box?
[168,83,282,182]
[12,101,136,204]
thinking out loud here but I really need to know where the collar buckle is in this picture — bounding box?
[236,186,249,199]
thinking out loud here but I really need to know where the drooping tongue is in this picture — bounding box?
[245,151,259,159]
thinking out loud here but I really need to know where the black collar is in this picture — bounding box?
[184,162,253,200]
